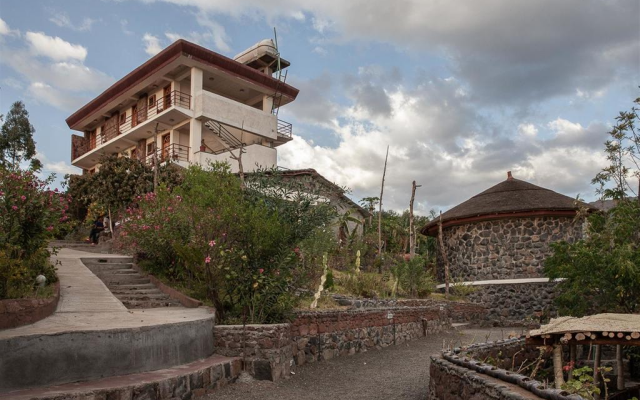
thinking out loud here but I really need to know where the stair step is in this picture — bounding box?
[116,293,170,300]
[109,283,157,290]
[121,299,182,308]
[105,277,150,285]
[107,269,138,275]
[110,289,163,295]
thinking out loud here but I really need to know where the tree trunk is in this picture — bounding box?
[108,206,114,239]
[553,343,565,389]
[153,123,159,192]
[409,180,420,259]
[377,146,389,263]
[438,212,450,298]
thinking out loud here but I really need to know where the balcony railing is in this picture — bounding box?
[144,143,190,166]
[277,119,292,138]
[75,91,191,160]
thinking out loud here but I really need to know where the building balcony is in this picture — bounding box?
[71,91,192,168]
[144,143,190,168]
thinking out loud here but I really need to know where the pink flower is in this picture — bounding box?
[46,226,54,231]
[259,268,264,274]
[20,195,26,201]
[0,191,4,196]
[275,270,280,276]
[205,256,211,264]
[154,225,160,230]
[167,206,172,211]
[209,240,216,247]
[12,205,18,211]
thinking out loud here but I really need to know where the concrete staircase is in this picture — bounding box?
[82,258,182,309]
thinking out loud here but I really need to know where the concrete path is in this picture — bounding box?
[199,328,511,400]
[0,248,213,340]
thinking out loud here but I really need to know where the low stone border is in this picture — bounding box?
[0,282,60,330]
[2,355,241,400]
[430,338,582,400]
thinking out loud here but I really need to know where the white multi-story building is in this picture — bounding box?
[67,39,298,173]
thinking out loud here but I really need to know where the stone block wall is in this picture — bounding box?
[466,282,558,326]
[437,216,583,281]
[214,324,293,381]
[291,306,448,366]
[213,302,486,381]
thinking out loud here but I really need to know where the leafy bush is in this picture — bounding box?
[392,255,435,298]
[0,168,71,298]
[544,199,640,316]
[118,164,336,323]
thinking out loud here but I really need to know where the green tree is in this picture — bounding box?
[0,101,38,169]
[544,199,640,316]
[592,95,640,200]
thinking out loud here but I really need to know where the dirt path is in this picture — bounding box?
[199,328,508,400]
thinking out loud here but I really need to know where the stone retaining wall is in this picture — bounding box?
[214,302,486,382]
[0,282,60,330]
[465,282,558,326]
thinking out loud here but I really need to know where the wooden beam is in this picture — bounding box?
[526,337,640,347]
[593,345,601,400]
[616,344,624,391]
[553,344,565,389]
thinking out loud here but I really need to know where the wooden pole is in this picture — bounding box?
[153,123,159,192]
[377,146,389,264]
[616,344,624,390]
[553,343,565,389]
[409,180,421,259]
[593,345,601,400]
[438,211,450,298]
[569,344,576,378]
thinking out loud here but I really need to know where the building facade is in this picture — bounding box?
[421,172,594,325]
[67,39,298,174]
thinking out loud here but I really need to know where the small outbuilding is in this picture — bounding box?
[421,172,595,324]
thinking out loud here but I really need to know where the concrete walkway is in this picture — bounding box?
[0,248,213,340]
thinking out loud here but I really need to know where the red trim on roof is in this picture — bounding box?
[421,210,578,236]
[66,39,299,130]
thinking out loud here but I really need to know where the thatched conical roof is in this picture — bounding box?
[421,172,593,235]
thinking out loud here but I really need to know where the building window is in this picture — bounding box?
[148,95,156,108]
[119,113,126,125]
[147,142,155,154]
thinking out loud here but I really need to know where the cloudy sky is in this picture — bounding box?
[1,0,638,214]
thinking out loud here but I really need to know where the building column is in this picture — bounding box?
[189,67,203,163]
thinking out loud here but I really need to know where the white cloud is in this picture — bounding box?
[312,46,327,56]
[194,13,230,52]
[142,33,162,56]
[49,12,96,31]
[25,31,87,61]
[27,82,87,111]
[517,123,538,138]
[2,77,23,90]
[35,151,81,176]
[0,17,19,37]
[311,17,332,34]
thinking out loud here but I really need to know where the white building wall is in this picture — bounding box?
[196,144,276,173]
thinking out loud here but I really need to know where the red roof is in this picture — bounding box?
[66,39,299,129]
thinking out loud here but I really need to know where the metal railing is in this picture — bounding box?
[204,120,244,150]
[277,119,292,138]
[144,143,190,166]
[75,91,191,159]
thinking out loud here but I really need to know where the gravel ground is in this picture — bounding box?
[198,327,508,400]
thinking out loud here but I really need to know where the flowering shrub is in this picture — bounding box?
[0,168,73,298]
[119,164,336,323]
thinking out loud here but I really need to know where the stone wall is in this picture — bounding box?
[214,324,293,381]
[437,216,583,281]
[466,282,558,326]
[429,339,573,400]
[214,302,485,381]
[291,306,449,366]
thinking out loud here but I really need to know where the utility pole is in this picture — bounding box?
[378,146,389,262]
[153,123,159,192]
[409,180,421,259]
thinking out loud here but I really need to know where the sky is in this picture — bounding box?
[0,0,638,214]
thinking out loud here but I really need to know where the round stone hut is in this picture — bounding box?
[421,172,594,325]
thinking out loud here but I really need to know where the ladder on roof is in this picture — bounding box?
[270,27,287,118]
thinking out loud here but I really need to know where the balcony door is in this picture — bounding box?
[132,105,138,127]
[161,134,170,161]
[163,85,172,110]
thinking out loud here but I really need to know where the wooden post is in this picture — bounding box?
[153,122,159,192]
[438,211,450,298]
[569,344,576,378]
[616,344,624,390]
[593,345,601,400]
[377,146,389,264]
[408,180,421,259]
[553,343,565,389]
